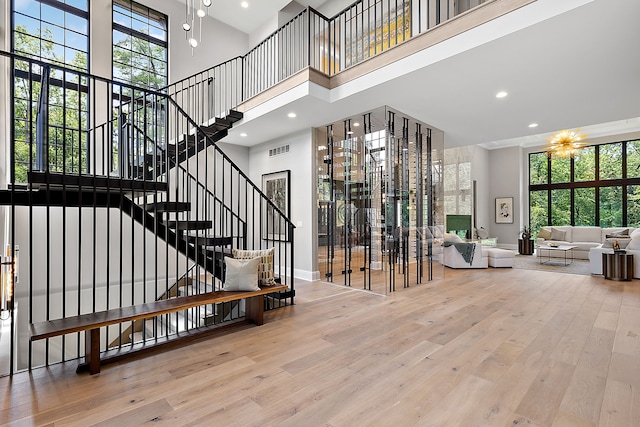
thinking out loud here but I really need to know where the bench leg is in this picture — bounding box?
[245,295,264,325]
[84,328,101,374]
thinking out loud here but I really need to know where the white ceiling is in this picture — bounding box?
[181,0,327,34]
[195,0,640,150]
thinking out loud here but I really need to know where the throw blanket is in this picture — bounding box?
[443,241,476,265]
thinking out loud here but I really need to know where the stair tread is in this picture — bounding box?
[28,171,168,194]
[187,235,233,246]
[165,220,212,230]
[147,201,191,212]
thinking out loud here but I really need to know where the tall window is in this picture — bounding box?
[12,0,90,181]
[528,140,640,235]
[112,0,168,91]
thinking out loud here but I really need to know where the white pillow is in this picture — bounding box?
[223,257,261,291]
[631,228,640,238]
[232,248,275,285]
[626,234,640,250]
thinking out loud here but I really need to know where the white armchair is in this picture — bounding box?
[441,234,488,269]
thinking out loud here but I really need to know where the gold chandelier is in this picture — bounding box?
[546,128,587,158]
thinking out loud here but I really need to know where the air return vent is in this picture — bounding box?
[269,145,290,157]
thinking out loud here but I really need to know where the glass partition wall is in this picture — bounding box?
[316,106,444,295]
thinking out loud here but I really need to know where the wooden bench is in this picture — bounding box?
[30,284,288,375]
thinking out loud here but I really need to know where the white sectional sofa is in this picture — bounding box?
[589,228,640,278]
[535,226,637,260]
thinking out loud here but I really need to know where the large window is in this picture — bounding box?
[529,140,640,235]
[12,0,90,181]
[113,0,168,91]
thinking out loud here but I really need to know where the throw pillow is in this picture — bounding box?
[631,228,640,238]
[538,228,552,240]
[232,247,275,285]
[223,257,261,291]
[602,237,631,249]
[444,233,463,243]
[607,229,629,237]
[550,228,566,241]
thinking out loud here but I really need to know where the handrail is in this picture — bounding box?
[164,0,491,125]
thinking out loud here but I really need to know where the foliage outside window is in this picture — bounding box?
[12,0,89,182]
[113,0,168,91]
[528,140,640,235]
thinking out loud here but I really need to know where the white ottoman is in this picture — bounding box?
[485,248,515,268]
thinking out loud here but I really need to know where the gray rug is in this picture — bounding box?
[513,254,592,276]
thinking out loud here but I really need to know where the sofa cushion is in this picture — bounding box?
[571,226,601,243]
[550,227,567,241]
[627,234,640,250]
[538,228,552,240]
[571,241,602,251]
[602,237,631,249]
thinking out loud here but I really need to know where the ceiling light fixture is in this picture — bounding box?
[496,91,508,98]
[241,1,249,8]
[528,123,538,128]
[183,1,211,53]
[287,112,296,118]
[546,128,587,158]
[240,132,247,137]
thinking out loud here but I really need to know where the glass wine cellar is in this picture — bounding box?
[316,106,445,295]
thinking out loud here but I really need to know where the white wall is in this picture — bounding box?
[249,129,317,281]
[488,146,521,248]
[471,145,490,232]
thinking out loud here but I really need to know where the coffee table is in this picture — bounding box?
[537,244,577,266]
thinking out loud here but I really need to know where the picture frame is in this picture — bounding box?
[262,170,291,241]
[495,197,514,224]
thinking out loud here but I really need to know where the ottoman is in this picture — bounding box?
[485,247,515,268]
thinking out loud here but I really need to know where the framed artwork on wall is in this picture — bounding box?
[495,197,514,224]
[262,170,291,241]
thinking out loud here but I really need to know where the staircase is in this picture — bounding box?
[1,52,295,369]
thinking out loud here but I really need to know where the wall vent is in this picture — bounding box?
[269,145,290,157]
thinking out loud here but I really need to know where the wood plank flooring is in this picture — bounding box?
[1,268,639,426]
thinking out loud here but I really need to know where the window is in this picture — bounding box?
[112,0,168,91]
[12,0,89,181]
[528,140,640,234]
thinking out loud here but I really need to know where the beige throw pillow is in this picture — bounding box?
[550,228,566,241]
[232,247,275,285]
[538,228,551,240]
[223,257,261,291]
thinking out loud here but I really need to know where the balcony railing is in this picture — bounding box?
[168,0,490,126]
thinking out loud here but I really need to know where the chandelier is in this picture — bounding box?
[183,0,212,49]
[546,128,587,158]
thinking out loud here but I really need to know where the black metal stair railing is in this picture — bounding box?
[1,51,295,374]
[166,0,489,122]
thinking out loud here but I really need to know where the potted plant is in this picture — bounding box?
[519,225,534,255]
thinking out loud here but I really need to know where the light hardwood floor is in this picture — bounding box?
[1,268,639,426]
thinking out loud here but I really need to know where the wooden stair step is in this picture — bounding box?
[28,171,168,194]
[226,109,243,123]
[147,201,191,213]
[165,220,212,230]
[187,235,233,246]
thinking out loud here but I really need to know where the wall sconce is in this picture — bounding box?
[1,246,18,316]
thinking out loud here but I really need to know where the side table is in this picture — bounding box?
[602,252,634,281]
[518,239,534,255]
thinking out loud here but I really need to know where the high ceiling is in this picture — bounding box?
[181,0,327,34]
[193,0,640,150]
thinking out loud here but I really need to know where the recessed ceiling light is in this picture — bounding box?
[240,132,247,137]
[347,131,354,135]
[353,122,360,127]
[287,112,296,118]
[496,91,508,98]
[241,1,249,8]
[528,123,538,128]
